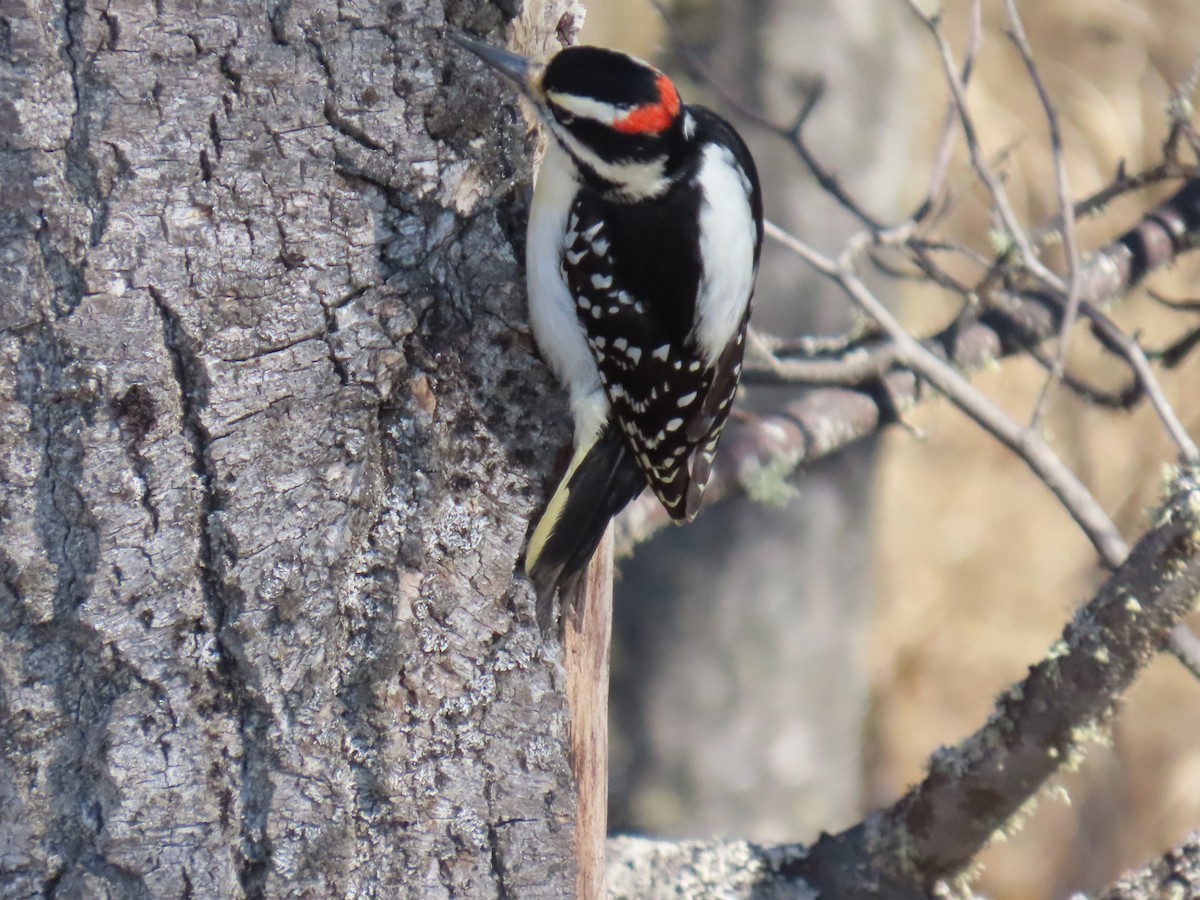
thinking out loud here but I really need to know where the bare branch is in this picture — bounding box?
[811,468,1200,892]
[771,221,1130,566]
[907,0,982,226]
[616,179,1200,556]
[1080,312,1200,462]
[1148,286,1200,312]
[902,0,1064,293]
[1098,830,1200,899]
[1003,0,1084,428]
[611,468,1200,895]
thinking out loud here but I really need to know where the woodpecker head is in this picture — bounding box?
[451,35,687,200]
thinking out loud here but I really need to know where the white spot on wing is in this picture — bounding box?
[652,344,670,362]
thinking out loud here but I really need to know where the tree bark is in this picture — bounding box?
[564,536,615,900]
[1,0,581,895]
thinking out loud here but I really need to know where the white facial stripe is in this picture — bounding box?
[546,91,622,125]
[549,121,670,200]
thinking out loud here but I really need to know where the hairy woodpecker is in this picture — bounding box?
[452,34,763,629]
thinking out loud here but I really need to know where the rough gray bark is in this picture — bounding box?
[1,1,581,896]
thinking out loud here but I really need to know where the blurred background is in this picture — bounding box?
[580,1,1200,897]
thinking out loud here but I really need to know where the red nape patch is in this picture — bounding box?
[612,73,681,135]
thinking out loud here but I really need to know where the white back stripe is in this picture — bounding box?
[694,144,755,362]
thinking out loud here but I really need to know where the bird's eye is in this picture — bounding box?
[555,109,576,126]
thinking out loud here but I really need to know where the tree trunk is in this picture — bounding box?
[0,1,582,895]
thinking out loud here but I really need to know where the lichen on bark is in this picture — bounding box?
[0,1,581,895]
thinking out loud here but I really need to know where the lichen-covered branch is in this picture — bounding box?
[609,467,1200,897]
[1099,830,1200,899]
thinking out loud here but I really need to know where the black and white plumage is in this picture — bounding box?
[451,35,763,629]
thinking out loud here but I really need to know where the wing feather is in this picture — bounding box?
[561,197,748,521]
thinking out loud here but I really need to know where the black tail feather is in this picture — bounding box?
[527,424,644,633]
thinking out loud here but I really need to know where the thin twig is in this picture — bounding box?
[768,219,1130,565]
[618,179,1200,557]
[1147,287,1200,312]
[901,0,1065,294]
[1004,0,1083,429]
[1082,315,1200,461]
[904,0,982,226]
[1028,160,1196,248]
[1155,324,1200,367]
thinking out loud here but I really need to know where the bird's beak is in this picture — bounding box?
[449,33,542,98]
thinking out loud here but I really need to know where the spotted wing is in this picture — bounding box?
[561,201,746,521]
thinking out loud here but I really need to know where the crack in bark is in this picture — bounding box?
[61,0,113,252]
[148,285,274,897]
[17,327,155,895]
[267,0,293,46]
[34,211,86,320]
[487,821,512,900]
[306,33,387,153]
[111,384,161,532]
[217,52,243,95]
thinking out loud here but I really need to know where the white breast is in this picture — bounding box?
[526,142,607,446]
[693,144,756,363]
